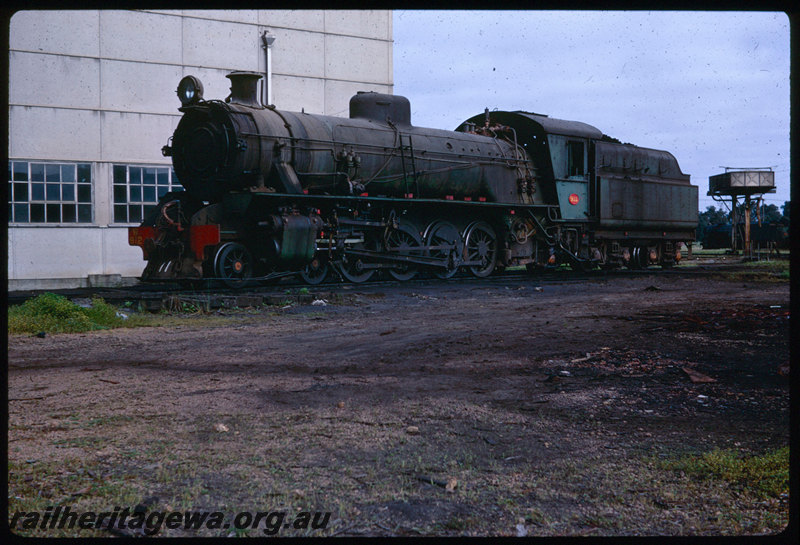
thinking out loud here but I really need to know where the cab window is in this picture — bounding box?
[567,141,585,177]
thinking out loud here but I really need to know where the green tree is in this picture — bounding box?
[697,205,729,242]
[760,203,783,224]
[732,202,784,225]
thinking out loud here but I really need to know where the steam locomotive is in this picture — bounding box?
[702,222,789,251]
[129,71,698,286]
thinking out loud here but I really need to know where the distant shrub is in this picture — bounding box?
[8,293,124,334]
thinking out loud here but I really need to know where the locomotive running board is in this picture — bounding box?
[140,269,300,283]
[250,191,559,214]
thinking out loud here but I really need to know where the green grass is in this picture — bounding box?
[717,268,789,283]
[7,293,344,336]
[742,259,790,280]
[737,258,790,268]
[694,248,730,254]
[8,293,128,334]
[660,446,789,498]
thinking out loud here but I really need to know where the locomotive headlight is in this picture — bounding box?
[177,76,204,106]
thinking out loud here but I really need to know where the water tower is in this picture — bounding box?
[708,167,776,257]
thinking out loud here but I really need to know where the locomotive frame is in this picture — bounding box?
[129,71,698,287]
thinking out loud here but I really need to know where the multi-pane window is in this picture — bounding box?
[8,161,93,223]
[113,165,183,224]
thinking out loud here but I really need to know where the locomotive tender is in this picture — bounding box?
[129,71,698,286]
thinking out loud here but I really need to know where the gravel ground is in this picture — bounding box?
[7,273,791,537]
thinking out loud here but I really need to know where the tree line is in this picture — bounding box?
[697,201,790,248]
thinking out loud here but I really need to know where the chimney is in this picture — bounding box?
[226,71,262,107]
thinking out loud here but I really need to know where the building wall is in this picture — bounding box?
[8,9,393,290]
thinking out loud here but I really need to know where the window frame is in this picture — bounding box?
[112,163,183,225]
[8,160,94,225]
[567,140,586,178]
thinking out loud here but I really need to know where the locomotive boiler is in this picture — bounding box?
[129,71,698,286]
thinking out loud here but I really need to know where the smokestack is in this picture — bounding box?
[226,71,262,107]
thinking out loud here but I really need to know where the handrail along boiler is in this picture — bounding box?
[129,72,698,286]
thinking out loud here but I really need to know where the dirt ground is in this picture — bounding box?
[7,273,791,537]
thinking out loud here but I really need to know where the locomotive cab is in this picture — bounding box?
[458,110,698,269]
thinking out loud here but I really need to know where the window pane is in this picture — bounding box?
[31,183,44,200]
[130,168,141,185]
[113,165,127,184]
[130,185,141,202]
[157,170,169,185]
[46,164,60,182]
[77,164,91,184]
[143,204,157,218]
[61,164,75,183]
[46,203,60,222]
[13,182,28,202]
[14,203,29,222]
[568,141,584,177]
[13,161,28,181]
[143,167,156,185]
[129,205,142,223]
[62,204,76,222]
[61,183,75,201]
[173,184,184,193]
[30,203,45,222]
[114,205,128,223]
[114,184,127,203]
[31,163,44,181]
[77,184,91,203]
[46,183,60,200]
[78,204,92,223]
[157,186,169,198]
[143,185,156,202]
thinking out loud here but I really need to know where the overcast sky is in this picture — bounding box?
[393,10,790,212]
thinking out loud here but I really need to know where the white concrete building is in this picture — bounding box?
[8,9,393,290]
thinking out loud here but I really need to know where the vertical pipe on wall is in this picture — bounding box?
[261,31,276,106]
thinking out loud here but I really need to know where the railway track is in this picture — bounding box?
[7,259,784,310]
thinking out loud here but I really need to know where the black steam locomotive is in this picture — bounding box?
[129,71,698,286]
[702,222,789,251]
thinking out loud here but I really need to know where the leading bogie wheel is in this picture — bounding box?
[464,221,497,278]
[300,258,329,285]
[214,242,253,288]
